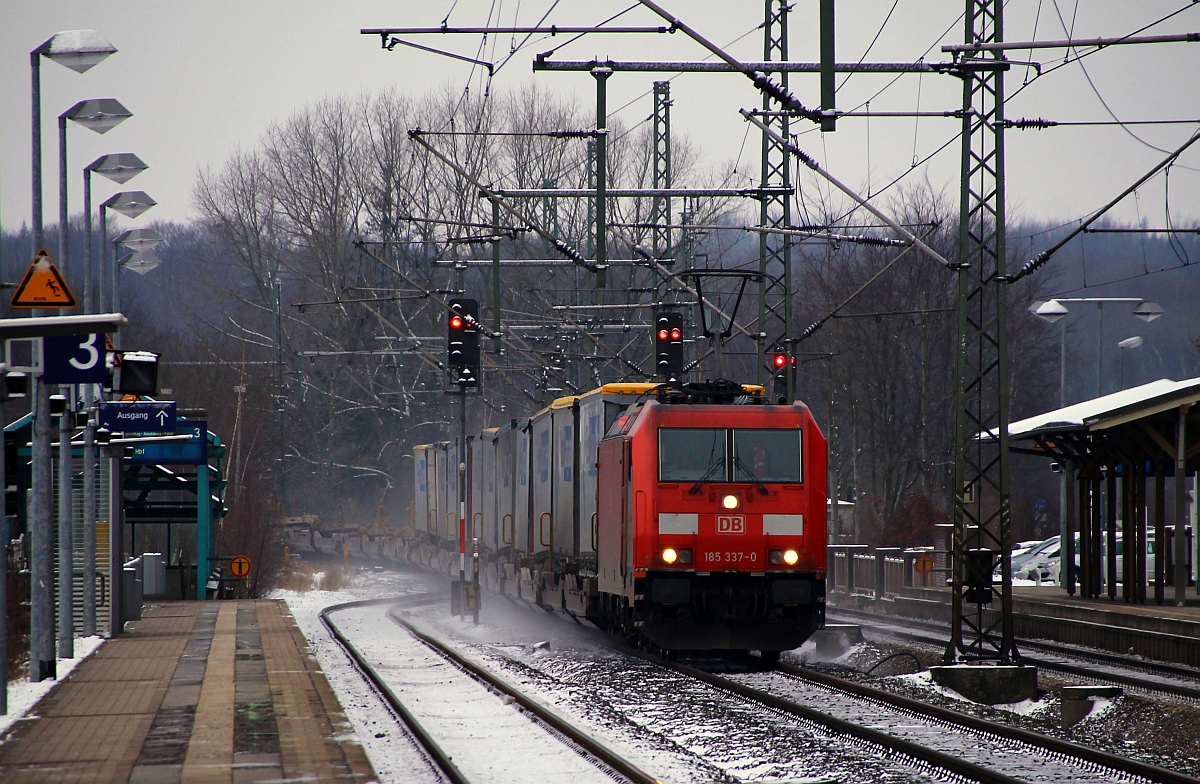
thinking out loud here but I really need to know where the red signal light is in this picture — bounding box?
[670,328,681,341]
[772,352,787,368]
[450,315,464,329]
[658,329,669,341]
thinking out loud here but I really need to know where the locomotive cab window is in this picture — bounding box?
[659,428,726,482]
[732,429,802,483]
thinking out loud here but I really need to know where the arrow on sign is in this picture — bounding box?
[156,410,170,427]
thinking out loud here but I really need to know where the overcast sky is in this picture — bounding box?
[4,1,1200,250]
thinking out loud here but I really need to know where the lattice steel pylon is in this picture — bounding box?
[651,81,672,260]
[759,0,793,398]
[947,0,1018,663]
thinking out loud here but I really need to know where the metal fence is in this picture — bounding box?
[828,545,949,600]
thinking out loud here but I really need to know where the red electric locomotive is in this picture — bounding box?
[591,381,827,659]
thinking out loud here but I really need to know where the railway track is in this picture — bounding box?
[640,648,1195,784]
[828,607,1200,702]
[320,597,659,784]
[310,553,1197,783]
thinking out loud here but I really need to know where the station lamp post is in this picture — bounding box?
[80,158,146,637]
[55,100,132,660]
[29,29,117,684]
[1117,336,1144,391]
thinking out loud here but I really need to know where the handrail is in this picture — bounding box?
[590,512,598,551]
[539,512,553,548]
[427,508,437,535]
[501,514,514,545]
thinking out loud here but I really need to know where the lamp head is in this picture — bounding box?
[1132,301,1164,323]
[87,153,148,184]
[118,251,162,275]
[61,98,132,134]
[101,190,156,220]
[1029,299,1068,323]
[35,30,117,74]
[1117,336,1144,350]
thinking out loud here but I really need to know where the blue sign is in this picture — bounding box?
[42,333,109,384]
[127,420,207,465]
[99,400,177,433]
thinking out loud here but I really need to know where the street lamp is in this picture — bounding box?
[28,28,117,685]
[86,154,148,312]
[81,157,146,640]
[55,100,133,661]
[1117,336,1144,390]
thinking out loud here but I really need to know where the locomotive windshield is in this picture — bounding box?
[659,428,802,483]
[658,429,726,481]
[733,429,802,483]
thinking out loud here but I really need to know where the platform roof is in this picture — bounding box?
[997,376,1200,441]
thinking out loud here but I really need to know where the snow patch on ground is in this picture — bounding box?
[1081,696,1116,720]
[892,670,1053,716]
[1,635,106,737]
[893,670,973,703]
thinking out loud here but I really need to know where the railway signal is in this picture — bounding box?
[654,310,683,381]
[769,349,794,375]
[447,298,480,387]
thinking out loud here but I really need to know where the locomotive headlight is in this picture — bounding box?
[769,548,801,566]
[721,493,740,510]
[661,547,693,565]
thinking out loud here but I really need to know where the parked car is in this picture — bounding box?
[1002,536,1060,582]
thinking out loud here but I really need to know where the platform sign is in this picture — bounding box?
[126,419,207,465]
[229,555,251,579]
[42,333,109,384]
[99,400,177,433]
[11,249,77,308]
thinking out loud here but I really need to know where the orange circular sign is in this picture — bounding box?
[229,555,252,579]
[914,554,935,575]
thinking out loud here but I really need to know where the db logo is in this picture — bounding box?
[716,515,745,535]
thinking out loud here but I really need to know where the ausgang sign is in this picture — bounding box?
[98,400,177,433]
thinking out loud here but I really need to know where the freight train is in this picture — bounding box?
[411,380,827,659]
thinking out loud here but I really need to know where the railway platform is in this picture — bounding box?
[0,600,376,784]
[830,584,1200,666]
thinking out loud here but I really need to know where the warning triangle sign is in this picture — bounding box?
[11,249,77,309]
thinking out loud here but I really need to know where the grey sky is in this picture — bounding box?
[4,1,1199,246]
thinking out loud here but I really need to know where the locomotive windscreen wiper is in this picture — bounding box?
[733,455,770,496]
[688,459,726,494]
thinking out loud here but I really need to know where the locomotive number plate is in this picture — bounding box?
[701,550,759,565]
